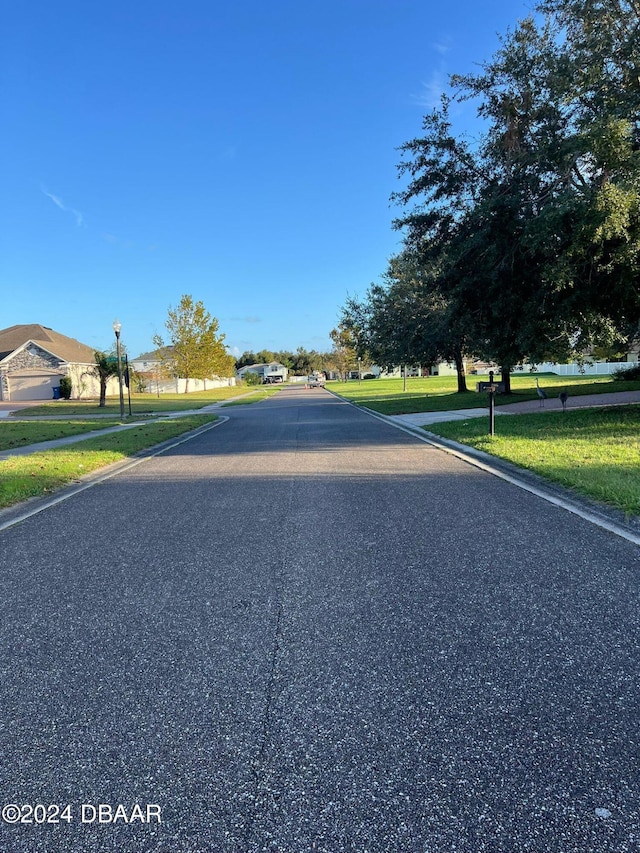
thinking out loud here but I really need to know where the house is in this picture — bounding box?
[0,324,115,401]
[237,362,288,384]
[129,350,172,394]
[130,349,237,394]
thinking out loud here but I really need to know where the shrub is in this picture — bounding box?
[612,364,640,380]
[132,372,147,393]
[59,375,73,399]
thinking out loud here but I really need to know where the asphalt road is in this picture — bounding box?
[1,386,639,853]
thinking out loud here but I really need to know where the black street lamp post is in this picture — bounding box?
[112,319,125,420]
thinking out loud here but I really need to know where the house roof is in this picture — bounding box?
[133,346,174,362]
[239,362,287,371]
[0,324,98,364]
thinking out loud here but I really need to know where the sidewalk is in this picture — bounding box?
[0,402,225,459]
[0,422,143,459]
[388,389,640,428]
[2,390,639,456]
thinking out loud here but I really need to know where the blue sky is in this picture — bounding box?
[2,0,533,360]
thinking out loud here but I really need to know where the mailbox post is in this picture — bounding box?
[488,370,496,436]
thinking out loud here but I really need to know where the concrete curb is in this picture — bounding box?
[0,416,229,532]
[341,395,640,548]
[0,410,224,458]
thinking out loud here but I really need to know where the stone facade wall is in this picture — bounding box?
[0,345,120,400]
[5,344,64,373]
[0,345,64,400]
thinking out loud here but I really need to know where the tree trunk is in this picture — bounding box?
[500,366,512,394]
[99,377,107,407]
[454,351,467,393]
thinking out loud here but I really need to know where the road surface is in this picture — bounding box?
[0,386,639,852]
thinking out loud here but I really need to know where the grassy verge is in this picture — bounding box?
[329,374,640,414]
[0,415,217,509]
[428,405,640,516]
[0,420,123,451]
[14,386,253,417]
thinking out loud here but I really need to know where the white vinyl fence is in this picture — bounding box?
[146,377,236,394]
[513,361,638,376]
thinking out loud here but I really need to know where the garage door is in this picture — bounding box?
[9,371,65,401]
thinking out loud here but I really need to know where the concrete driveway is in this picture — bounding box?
[0,386,638,852]
[0,400,48,418]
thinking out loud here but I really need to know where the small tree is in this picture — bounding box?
[90,351,120,407]
[153,294,234,392]
[243,370,262,386]
[329,324,358,380]
[129,366,147,393]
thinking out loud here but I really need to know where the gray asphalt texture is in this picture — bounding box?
[1,386,639,853]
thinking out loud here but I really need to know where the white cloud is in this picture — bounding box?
[431,37,452,56]
[413,70,447,109]
[41,186,84,227]
[411,37,454,110]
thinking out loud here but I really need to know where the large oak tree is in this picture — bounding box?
[390,2,640,388]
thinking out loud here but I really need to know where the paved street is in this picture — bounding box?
[1,386,639,853]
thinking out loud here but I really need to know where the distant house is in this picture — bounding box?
[237,362,288,384]
[128,350,171,393]
[0,324,114,401]
[130,349,236,394]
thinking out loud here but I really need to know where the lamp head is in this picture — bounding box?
[112,318,122,336]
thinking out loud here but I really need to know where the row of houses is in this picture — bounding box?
[238,357,640,384]
[0,324,288,402]
[0,324,237,402]
[0,323,296,401]
[2,324,638,402]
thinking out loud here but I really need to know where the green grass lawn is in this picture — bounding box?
[328,374,640,414]
[0,384,286,509]
[14,386,254,417]
[427,405,640,516]
[0,414,218,509]
[0,420,124,451]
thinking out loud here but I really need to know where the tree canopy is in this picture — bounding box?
[341,249,472,391]
[236,347,329,376]
[345,0,640,391]
[153,295,235,391]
